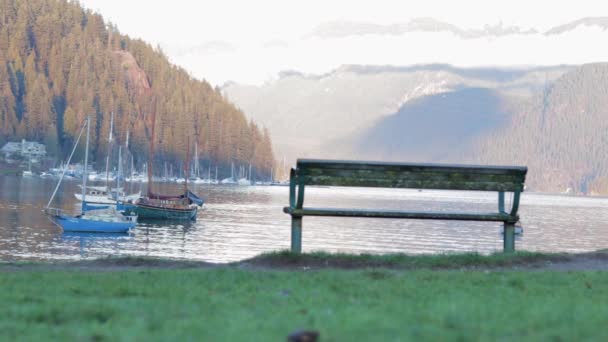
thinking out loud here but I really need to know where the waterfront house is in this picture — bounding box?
[1,139,47,161]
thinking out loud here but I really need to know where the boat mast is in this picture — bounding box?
[194,139,199,178]
[116,145,122,203]
[184,136,190,194]
[46,119,87,209]
[126,130,133,193]
[147,98,157,197]
[81,116,90,215]
[105,112,114,191]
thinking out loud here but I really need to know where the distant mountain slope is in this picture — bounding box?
[0,0,274,178]
[337,64,608,194]
[225,63,608,194]
[345,88,511,162]
[223,64,570,163]
[468,63,608,194]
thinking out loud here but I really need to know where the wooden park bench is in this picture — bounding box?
[283,159,527,253]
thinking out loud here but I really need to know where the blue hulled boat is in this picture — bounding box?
[47,209,136,233]
[44,116,138,233]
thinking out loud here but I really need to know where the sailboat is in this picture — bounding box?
[73,112,140,204]
[129,102,204,220]
[189,141,206,184]
[44,116,138,233]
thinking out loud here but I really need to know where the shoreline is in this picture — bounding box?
[2,250,607,272]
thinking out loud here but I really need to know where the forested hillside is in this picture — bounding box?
[339,64,608,194]
[0,0,274,178]
[469,63,608,194]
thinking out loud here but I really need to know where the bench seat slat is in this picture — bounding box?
[302,177,522,191]
[303,169,523,182]
[284,207,517,223]
[298,159,528,176]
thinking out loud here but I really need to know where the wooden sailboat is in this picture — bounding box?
[130,100,204,220]
[45,116,138,233]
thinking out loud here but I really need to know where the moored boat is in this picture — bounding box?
[47,206,137,233]
[131,191,203,220]
[74,185,140,204]
[44,116,137,233]
[131,98,204,221]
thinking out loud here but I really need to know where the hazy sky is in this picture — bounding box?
[80,0,608,85]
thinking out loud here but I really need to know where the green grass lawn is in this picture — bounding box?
[1,266,607,341]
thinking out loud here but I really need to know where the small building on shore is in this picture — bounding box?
[1,139,47,160]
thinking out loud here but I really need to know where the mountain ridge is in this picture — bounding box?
[224,63,608,194]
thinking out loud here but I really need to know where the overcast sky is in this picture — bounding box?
[80,0,608,85]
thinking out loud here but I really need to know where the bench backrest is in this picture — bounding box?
[294,159,527,192]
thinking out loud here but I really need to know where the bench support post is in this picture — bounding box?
[291,216,302,253]
[503,223,515,253]
[498,191,505,213]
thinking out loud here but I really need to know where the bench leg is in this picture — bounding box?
[503,223,515,253]
[291,216,302,253]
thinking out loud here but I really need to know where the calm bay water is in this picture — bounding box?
[1,175,607,263]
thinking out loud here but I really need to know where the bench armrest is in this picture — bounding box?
[289,168,306,209]
[289,168,296,208]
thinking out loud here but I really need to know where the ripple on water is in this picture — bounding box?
[1,179,608,262]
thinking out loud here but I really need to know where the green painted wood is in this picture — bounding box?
[509,190,522,217]
[295,160,527,192]
[302,176,522,191]
[285,159,527,253]
[498,191,505,213]
[301,168,524,182]
[503,223,515,252]
[298,159,528,176]
[296,177,305,209]
[283,207,517,222]
[291,216,302,253]
[289,169,297,208]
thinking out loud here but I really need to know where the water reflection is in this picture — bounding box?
[61,232,131,258]
[1,175,608,262]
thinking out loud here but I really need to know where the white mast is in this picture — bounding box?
[46,120,87,209]
[81,116,90,215]
[194,141,199,178]
[116,146,122,202]
[104,112,114,190]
